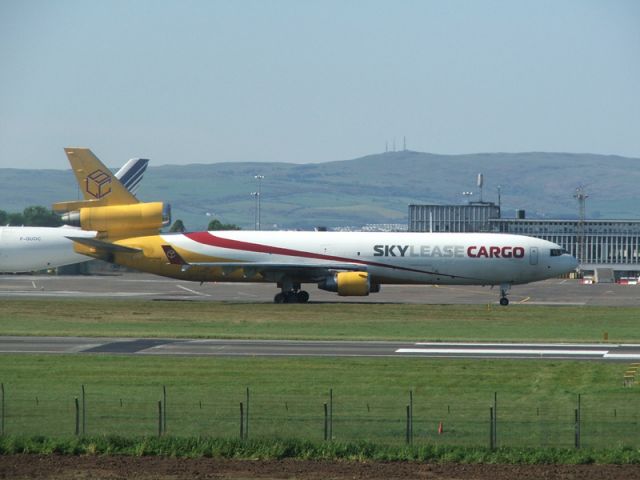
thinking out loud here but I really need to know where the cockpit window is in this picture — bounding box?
[550,248,568,256]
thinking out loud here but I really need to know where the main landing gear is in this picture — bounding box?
[499,283,511,306]
[274,290,310,303]
[274,280,309,303]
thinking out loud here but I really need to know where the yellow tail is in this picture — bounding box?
[53,148,139,212]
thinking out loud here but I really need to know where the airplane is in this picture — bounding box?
[54,147,578,305]
[0,156,149,273]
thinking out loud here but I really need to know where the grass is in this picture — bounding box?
[0,299,637,342]
[1,299,639,456]
[1,354,639,448]
[3,435,640,464]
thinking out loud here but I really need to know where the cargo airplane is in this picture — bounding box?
[54,148,578,305]
[0,157,149,273]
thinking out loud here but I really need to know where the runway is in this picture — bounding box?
[1,272,640,305]
[1,336,639,361]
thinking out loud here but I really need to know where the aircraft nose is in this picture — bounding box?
[569,255,579,270]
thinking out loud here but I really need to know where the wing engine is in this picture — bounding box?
[318,271,373,296]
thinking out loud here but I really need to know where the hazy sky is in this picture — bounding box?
[1,0,639,169]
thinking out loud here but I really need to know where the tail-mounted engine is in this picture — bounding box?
[318,271,374,296]
[61,202,171,235]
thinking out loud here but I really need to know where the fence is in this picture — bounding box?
[1,383,639,448]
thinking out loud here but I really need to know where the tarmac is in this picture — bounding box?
[0,272,639,305]
[1,273,639,361]
[1,336,639,361]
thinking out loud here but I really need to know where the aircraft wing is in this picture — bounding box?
[161,245,364,279]
[67,236,142,254]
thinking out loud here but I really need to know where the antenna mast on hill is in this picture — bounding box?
[573,186,588,265]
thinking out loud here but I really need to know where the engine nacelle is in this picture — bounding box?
[318,271,371,296]
[62,202,171,234]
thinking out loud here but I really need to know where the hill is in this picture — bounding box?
[1,151,639,230]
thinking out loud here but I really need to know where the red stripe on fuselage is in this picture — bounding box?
[182,232,474,280]
[184,231,369,265]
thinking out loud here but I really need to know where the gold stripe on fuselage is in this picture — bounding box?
[113,235,262,282]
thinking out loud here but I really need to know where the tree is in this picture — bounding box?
[0,210,7,225]
[208,219,241,231]
[8,212,24,225]
[22,206,62,227]
[169,219,186,232]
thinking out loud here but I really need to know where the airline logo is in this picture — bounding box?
[373,245,526,258]
[161,245,187,265]
[85,169,112,199]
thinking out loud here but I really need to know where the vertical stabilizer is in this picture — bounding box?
[115,158,149,196]
[66,147,139,205]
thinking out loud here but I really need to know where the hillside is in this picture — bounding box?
[1,151,639,230]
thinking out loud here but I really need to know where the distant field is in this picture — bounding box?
[0,354,637,448]
[0,299,636,342]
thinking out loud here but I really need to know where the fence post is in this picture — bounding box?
[81,385,86,435]
[493,392,497,448]
[1,383,4,436]
[245,387,249,440]
[74,397,80,435]
[329,388,333,440]
[574,394,582,449]
[163,385,167,434]
[489,407,495,450]
[158,401,163,437]
[323,403,328,441]
[406,405,411,444]
[409,390,414,444]
[240,402,244,440]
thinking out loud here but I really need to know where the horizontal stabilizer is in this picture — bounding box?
[53,199,102,213]
[66,236,142,254]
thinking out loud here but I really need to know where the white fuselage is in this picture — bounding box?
[161,231,578,286]
[0,226,96,273]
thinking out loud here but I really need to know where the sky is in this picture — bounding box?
[0,0,639,169]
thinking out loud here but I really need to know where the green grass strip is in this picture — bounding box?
[0,299,638,342]
[1,435,640,464]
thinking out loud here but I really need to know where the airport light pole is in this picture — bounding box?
[251,192,258,230]
[254,175,264,231]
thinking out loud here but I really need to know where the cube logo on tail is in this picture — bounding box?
[86,169,112,199]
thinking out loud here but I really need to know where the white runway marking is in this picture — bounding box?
[396,348,609,356]
[176,284,211,296]
[415,342,634,347]
[603,353,640,360]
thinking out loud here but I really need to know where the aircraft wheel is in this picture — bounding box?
[274,293,285,304]
[284,291,298,303]
[297,290,310,303]
[499,297,509,306]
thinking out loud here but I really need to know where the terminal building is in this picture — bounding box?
[408,203,640,278]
